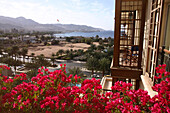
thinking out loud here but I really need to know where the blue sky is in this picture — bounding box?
[0,0,115,30]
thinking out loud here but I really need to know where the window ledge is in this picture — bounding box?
[141,75,158,98]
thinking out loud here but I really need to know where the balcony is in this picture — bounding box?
[111,0,146,89]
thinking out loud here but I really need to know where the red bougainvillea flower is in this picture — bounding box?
[0,64,169,112]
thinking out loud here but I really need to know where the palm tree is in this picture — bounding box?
[99,39,103,45]
[21,48,28,63]
[12,46,19,61]
[2,57,22,73]
[77,49,84,56]
[52,53,55,57]
[95,35,99,39]
[36,54,50,68]
[31,53,35,57]
[51,53,55,66]
[18,50,22,61]
[68,67,83,77]
[108,37,114,48]
[0,46,4,57]
[58,49,64,56]
[32,56,37,64]
[25,62,39,70]
[56,52,59,57]
[65,50,70,56]
[5,47,12,58]
[86,57,98,75]
[50,58,55,66]
[30,53,35,63]
[99,58,110,77]
[97,45,104,51]
[40,54,44,57]
[68,52,73,59]
[89,44,96,51]
[108,37,112,43]
[74,50,77,53]
[12,60,22,74]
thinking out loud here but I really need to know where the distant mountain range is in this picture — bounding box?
[0,16,104,33]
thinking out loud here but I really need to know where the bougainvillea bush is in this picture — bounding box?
[0,64,169,113]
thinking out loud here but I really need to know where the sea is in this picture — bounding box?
[54,30,114,39]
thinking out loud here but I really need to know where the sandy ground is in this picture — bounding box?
[28,42,99,57]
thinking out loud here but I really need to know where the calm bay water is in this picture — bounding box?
[54,31,114,38]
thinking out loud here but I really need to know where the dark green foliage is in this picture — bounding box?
[66,37,73,42]
[86,57,99,75]
[51,40,59,45]
[68,67,84,77]
[99,39,103,45]
[99,58,110,77]
[85,38,92,45]
[26,69,38,81]
[58,49,64,56]
[21,48,28,63]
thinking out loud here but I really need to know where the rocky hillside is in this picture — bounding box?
[0,16,104,33]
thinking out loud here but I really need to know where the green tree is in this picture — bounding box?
[103,38,108,42]
[31,53,35,57]
[88,44,96,51]
[50,58,55,66]
[26,70,38,81]
[86,57,98,75]
[36,54,51,68]
[99,58,110,77]
[21,48,28,63]
[95,35,99,39]
[81,38,85,43]
[99,39,103,45]
[97,45,104,51]
[52,53,55,57]
[31,53,35,63]
[4,47,12,58]
[0,46,4,57]
[12,46,19,61]
[51,53,55,66]
[65,50,70,56]
[18,50,22,61]
[58,49,64,56]
[85,38,92,45]
[56,52,59,57]
[51,40,59,45]
[12,60,22,73]
[108,37,112,42]
[68,67,83,77]
[25,62,39,70]
[77,49,84,56]
[1,57,22,73]
[66,37,71,42]
[74,50,77,53]
[68,52,74,59]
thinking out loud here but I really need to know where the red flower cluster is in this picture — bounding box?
[155,64,170,80]
[151,64,170,113]
[0,65,10,70]
[0,64,169,113]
